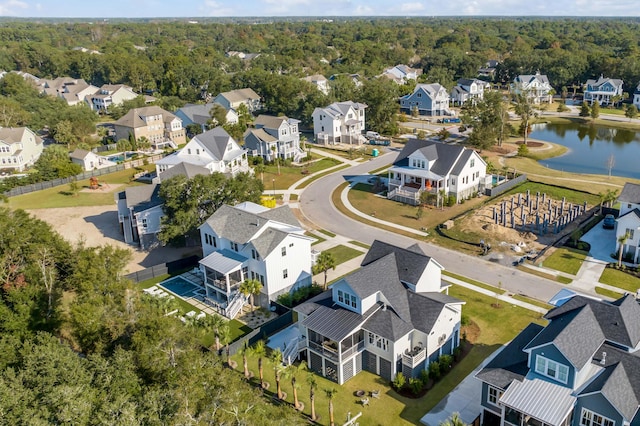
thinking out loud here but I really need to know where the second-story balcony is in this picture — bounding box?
[402,346,426,368]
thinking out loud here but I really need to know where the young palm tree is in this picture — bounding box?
[239,278,263,312]
[239,341,251,380]
[440,412,467,426]
[251,340,267,389]
[220,324,233,366]
[289,361,307,410]
[618,231,631,267]
[324,387,338,426]
[201,313,226,352]
[307,375,318,421]
[312,251,336,290]
[272,349,285,399]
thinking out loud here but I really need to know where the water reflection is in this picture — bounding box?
[530,123,640,179]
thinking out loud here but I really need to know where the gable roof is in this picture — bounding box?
[0,127,42,145]
[114,105,179,129]
[409,83,447,99]
[202,203,301,246]
[476,323,545,389]
[361,239,435,286]
[244,128,277,144]
[119,184,162,213]
[176,103,215,125]
[618,182,640,205]
[192,127,239,161]
[586,76,623,90]
[515,73,550,85]
[158,161,210,181]
[314,101,368,120]
[69,148,92,160]
[393,139,472,177]
[218,88,260,103]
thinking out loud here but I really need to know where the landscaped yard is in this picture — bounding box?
[322,244,363,265]
[230,284,545,426]
[8,165,155,210]
[595,286,624,300]
[599,267,640,293]
[541,247,587,275]
[261,157,342,190]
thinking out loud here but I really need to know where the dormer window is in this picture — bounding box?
[535,355,568,384]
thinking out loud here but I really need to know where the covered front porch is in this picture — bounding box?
[198,249,249,319]
[387,166,445,206]
[500,378,574,426]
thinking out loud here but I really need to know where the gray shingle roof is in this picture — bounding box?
[158,162,210,181]
[582,343,640,421]
[618,182,640,205]
[255,114,288,130]
[177,103,215,125]
[218,88,260,104]
[121,184,162,213]
[251,228,289,259]
[69,148,91,160]
[114,105,178,129]
[202,204,302,251]
[393,139,468,177]
[193,127,236,162]
[525,304,606,368]
[363,308,413,341]
[476,323,545,390]
[361,240,432,286]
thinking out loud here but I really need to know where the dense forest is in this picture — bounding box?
[0,208,304,424]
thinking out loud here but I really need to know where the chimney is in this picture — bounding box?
[600,351,607,365]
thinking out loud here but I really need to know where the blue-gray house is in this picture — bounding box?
[476,294,640,426]
[399,83,451,116]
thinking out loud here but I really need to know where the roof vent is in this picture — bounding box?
[600,351,607,365]
[381,303,387,311]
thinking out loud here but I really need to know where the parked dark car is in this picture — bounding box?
[603,214,616,229]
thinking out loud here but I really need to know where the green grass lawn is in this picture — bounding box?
[595,286,624,300]
[305,231,326,246]
[348,240,371,250]
[541,247,587,275]
[322,245,363,265]
[599,267,640,293]
[295,164,350,189]
[510,294,554,310]
[443,271,503,293]
[8,165,156,210]
[261,158,342,190]
[317,229,336,238]
[231,284,544,425]
[517,265,573,284]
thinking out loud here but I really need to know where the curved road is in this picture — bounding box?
[299,150,565,302]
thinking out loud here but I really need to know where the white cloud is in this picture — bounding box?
[399,2,425,13]
[199,0,235,16]
[0,0,29,16]
[354,5,374,15]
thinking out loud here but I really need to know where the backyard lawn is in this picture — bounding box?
[8,165,155,210]
[231,284,545,426]
[541,247,588,275]
[261,157,342,190]
[599,267,640,293]
[322,244,363,265]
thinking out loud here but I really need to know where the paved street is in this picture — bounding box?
[299,149,566,303]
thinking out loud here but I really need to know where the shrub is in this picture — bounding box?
[276,284,324,308]
[461,313,470,326]
[428,361,441,381]
[439,354,453,373]
[517,143,529,157]
[419,368,430,385]
[392,372,406,391]
[453,346,462,361]
[409,377,423,395]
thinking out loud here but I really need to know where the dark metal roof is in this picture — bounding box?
[393,139,468,177]
[302,305,365,342]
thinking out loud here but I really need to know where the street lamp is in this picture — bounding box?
[272,178,276,199]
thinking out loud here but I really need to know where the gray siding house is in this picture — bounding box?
[399,83,451,116]
[476,294,640,426]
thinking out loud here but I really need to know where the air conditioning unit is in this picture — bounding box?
[438,334,446,345]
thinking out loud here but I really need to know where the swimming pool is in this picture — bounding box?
[159,276,200,298]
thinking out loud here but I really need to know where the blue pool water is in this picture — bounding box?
[159,276,199,297]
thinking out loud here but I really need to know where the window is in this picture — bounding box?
[251,249,259,260]
[535,355,569,384]
[231,242,238,252]
[227,144,233,151]
[350,294,357,308]
[281,246,287,256]
[141,218,148,228]
[338,290,344,304]
[488,386,502,406]
[187,148,191,154]
[470,158,475,167]
[625,228,635,239]
[581,409,614,426]
[283,269,288,279]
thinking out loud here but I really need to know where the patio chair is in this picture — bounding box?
[360,397,369,407]
[371,390,380,399]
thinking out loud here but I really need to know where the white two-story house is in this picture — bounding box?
[615,182,640,264]
[89,84,138,113]
[399,83,451,116]
[115,184,163,250]
[584,76,624,107]
[155,127,250,182]
[381,64,422,84]
[292,240,464,384]
[450,78,490,106]
[511,72,553,104]
[244,114,305,162]
[0,127,44,171]
[198,202,314,319]
[387,139,488,205]
[213,88,262,114]
[312,101,368,145]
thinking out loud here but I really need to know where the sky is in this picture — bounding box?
[0,0,638,18]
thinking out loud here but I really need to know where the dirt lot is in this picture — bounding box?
[27,205,199,273]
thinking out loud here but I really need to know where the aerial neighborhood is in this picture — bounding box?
[3,16,640,426]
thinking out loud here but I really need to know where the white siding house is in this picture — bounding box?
[312,101,368,145]
[0,127,44,171]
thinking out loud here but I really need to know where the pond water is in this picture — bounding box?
[530,122,640,180]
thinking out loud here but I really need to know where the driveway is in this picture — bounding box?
[579,218,616,262]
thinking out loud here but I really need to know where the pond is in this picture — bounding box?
[530,122,640,179]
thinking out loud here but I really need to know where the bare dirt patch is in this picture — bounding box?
[27,205,199,273]
[79,183,124,193]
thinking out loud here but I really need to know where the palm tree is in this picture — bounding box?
[239,341,251,380]
[618,231,631,267]
[307,375,318,421]
[271,145,281,175]
[289,361,307,410]
[206,314,227,352]
[220,324,233,367]
[272,348,285,399]
[324,387,338,426]
[312,251,336,290]
[251,340,267,389]
[239,278,263,312]
[254,162,265,183]
[439,412,467,426]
